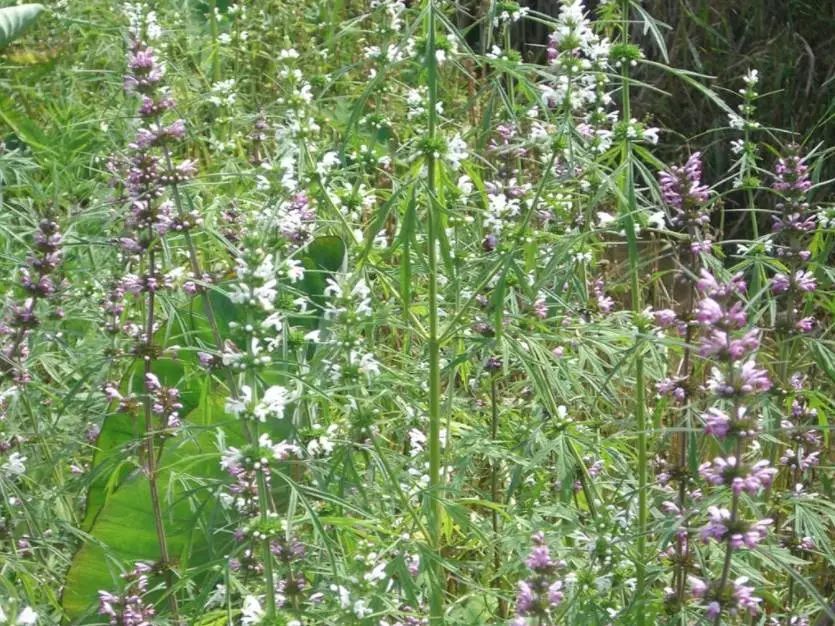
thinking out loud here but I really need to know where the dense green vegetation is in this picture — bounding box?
[0,1,833,625]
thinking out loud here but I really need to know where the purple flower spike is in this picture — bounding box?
[658,152,711,227]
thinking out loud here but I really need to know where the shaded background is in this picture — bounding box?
[461,0,835,166]
[452,0,835,241]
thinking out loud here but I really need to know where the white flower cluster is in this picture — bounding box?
[123,2,162,40]
[328,584,374,619]
[493,3,530,27]
[224,384,295,421]
[220,432,298,471]
[540,0,626,158]
[216,4,250,45]
[253,50,321,197]
[483,182,523,234]
[406,86,443,121]
[728,67,761,131]
[323,276,373,321]
[312,275,383,386]
[208,79,237,107]
[228,253,278,312]
[364,0,414,73]
[240,595,264,626]
[408,428,426,457]
[728,68,762,187]
[445,134,468,170]
[370,0,408,33]
[316,150,340,177]
[1,452,26,477]
[304,422,339,457]
[551,0,611,67]
[0,604,38,625]
[363,41,416,66]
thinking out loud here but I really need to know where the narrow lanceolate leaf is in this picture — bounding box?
[0,4,44,48]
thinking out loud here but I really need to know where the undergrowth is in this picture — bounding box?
[0,1,833,625]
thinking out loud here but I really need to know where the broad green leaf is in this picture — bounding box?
[62,397,225,619]
[79,285,243,532]
[80,358,201,531]
[81,237,343,532]
[66,236,343,620]
[299,235,347,314]
[0,4,44,48]
[62,397,291,621]
[303,235,346,275]
[0,101,55,155]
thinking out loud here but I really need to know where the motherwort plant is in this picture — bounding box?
[652,150,715,614]
[5,1,835,625]
[97,32,199,617]
[690,268,775,623]
[0,214,66,524]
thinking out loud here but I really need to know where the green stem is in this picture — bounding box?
[245,309,276,619]
[713,337,746,625]
[619,1,647,621]
[674,320,695,606]
[490,374,507,618]
[210,0,221,83]
[256,430,277,618]
[490,376,499,538]
[425,2,444,622]
[164,120,277,620]
[744,164,758,241]
[143,245,179,621]
[714,442,743,626]
[161,149,229,370]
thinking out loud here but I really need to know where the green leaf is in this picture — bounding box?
[298,235,346,313]
[65,266,329,620]
[0,101,55,155]
[643,60,734,116]
[79,286,246,533]
[62,397,285,621]
[632,4,670,63]
[194,611,234,626]
[810,341,835,385]
[62,397,221,619]
[0,4,44,48]
[305,235,346,273]
[80,358,201,531]
[80,241,343,535]
[66,236,340,619]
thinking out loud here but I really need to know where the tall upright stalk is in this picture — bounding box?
[161,110,281,619]
[489,373,507,618]
[674,319,694,606]
[209,0,221,83]
[254,424,277,619]
[142,246,179,620]
[619,1,647,621]
[424,1,444,622]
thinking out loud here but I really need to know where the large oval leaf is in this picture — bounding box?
[62,397,293,622]
[78,281,251,532]
[0,4,44,48]
[80,357,202,531]
[66,237,343,620]
[299,235,347,319]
